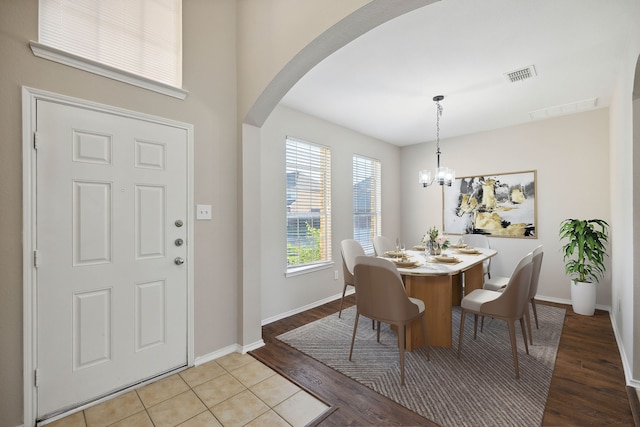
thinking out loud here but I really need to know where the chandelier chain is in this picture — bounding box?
[435,100,443,152]
[419,94,453,188]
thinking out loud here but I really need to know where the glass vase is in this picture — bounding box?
[428,241,441,256]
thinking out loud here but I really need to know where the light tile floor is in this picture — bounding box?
[47,353,329,427]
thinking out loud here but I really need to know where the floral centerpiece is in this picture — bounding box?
[421,226,450,255]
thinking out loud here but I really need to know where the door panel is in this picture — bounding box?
[36,100,189,418]
[135,185,166,259]
[73,180,112,265]
[73,288,112,370]
[135,280,167,351]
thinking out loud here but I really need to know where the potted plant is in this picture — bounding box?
[559,218,609,316]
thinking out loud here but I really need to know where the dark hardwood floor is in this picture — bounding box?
[250,295,635,426]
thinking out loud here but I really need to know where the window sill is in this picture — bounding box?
[29,41,188,100]
[285,261,334,278]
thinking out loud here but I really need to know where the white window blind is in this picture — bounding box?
[39,0,182,88]
[286,137,332,270]
[353,155,381,254]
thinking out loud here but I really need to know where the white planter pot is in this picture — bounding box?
[570,280,597,316]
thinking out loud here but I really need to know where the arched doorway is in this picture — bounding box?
[239,1,437,347]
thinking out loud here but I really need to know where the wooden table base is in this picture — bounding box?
[402,263,483,349]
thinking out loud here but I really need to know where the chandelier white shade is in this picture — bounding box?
[419,95,455,187]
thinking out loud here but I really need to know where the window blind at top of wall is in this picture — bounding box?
[39,0,182,87]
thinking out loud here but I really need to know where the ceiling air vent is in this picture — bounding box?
[504,65,537,83]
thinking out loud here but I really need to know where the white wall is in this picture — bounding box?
[633,94,640,381]
[260,105,401,321]
[609,15,640,383]
[610,53,635,379]
[401,109,611,305]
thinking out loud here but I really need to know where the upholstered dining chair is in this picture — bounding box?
[462,233,492,279]
[349,256,429,385]
[457,253,533,379]
[339,239,365,318]
[484,245,543,344]
[373,235,395,256]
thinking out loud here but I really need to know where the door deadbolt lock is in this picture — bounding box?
[175,219,184,227]
[174,257,184,265]
[175,238,184,246]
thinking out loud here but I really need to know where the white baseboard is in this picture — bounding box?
[609,309,637,389]
[261,289,355,326]
[194,339,266,366]
[535,294,611,313]
[241,339,266,354]
[194,344,239,366]
[534,295,571,305]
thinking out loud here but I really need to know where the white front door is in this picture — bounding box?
[35,99,190,418]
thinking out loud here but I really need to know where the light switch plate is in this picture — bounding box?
[196,204,212,220]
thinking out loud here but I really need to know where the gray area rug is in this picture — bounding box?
[277,304,565,427]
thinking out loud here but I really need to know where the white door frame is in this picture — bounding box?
[22,86,195,426]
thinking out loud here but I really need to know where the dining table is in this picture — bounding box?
[384,246,497,350]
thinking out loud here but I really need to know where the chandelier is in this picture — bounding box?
[419,95,455,187]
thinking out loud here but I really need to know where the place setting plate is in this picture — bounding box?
[430,254,461,264]
[456,247,481,255]
[384,250,405,258]
[391,259,421,268]
[449,243,468,249]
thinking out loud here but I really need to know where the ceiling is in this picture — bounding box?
[280,0,636,146]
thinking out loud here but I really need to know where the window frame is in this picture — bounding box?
[285,136,333,277]
[352,154,382,255]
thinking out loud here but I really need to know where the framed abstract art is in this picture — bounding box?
[442,170,537,238]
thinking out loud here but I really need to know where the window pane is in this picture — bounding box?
[286,137,332,268]
[39,0,182,87]
[353,155,381,254]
